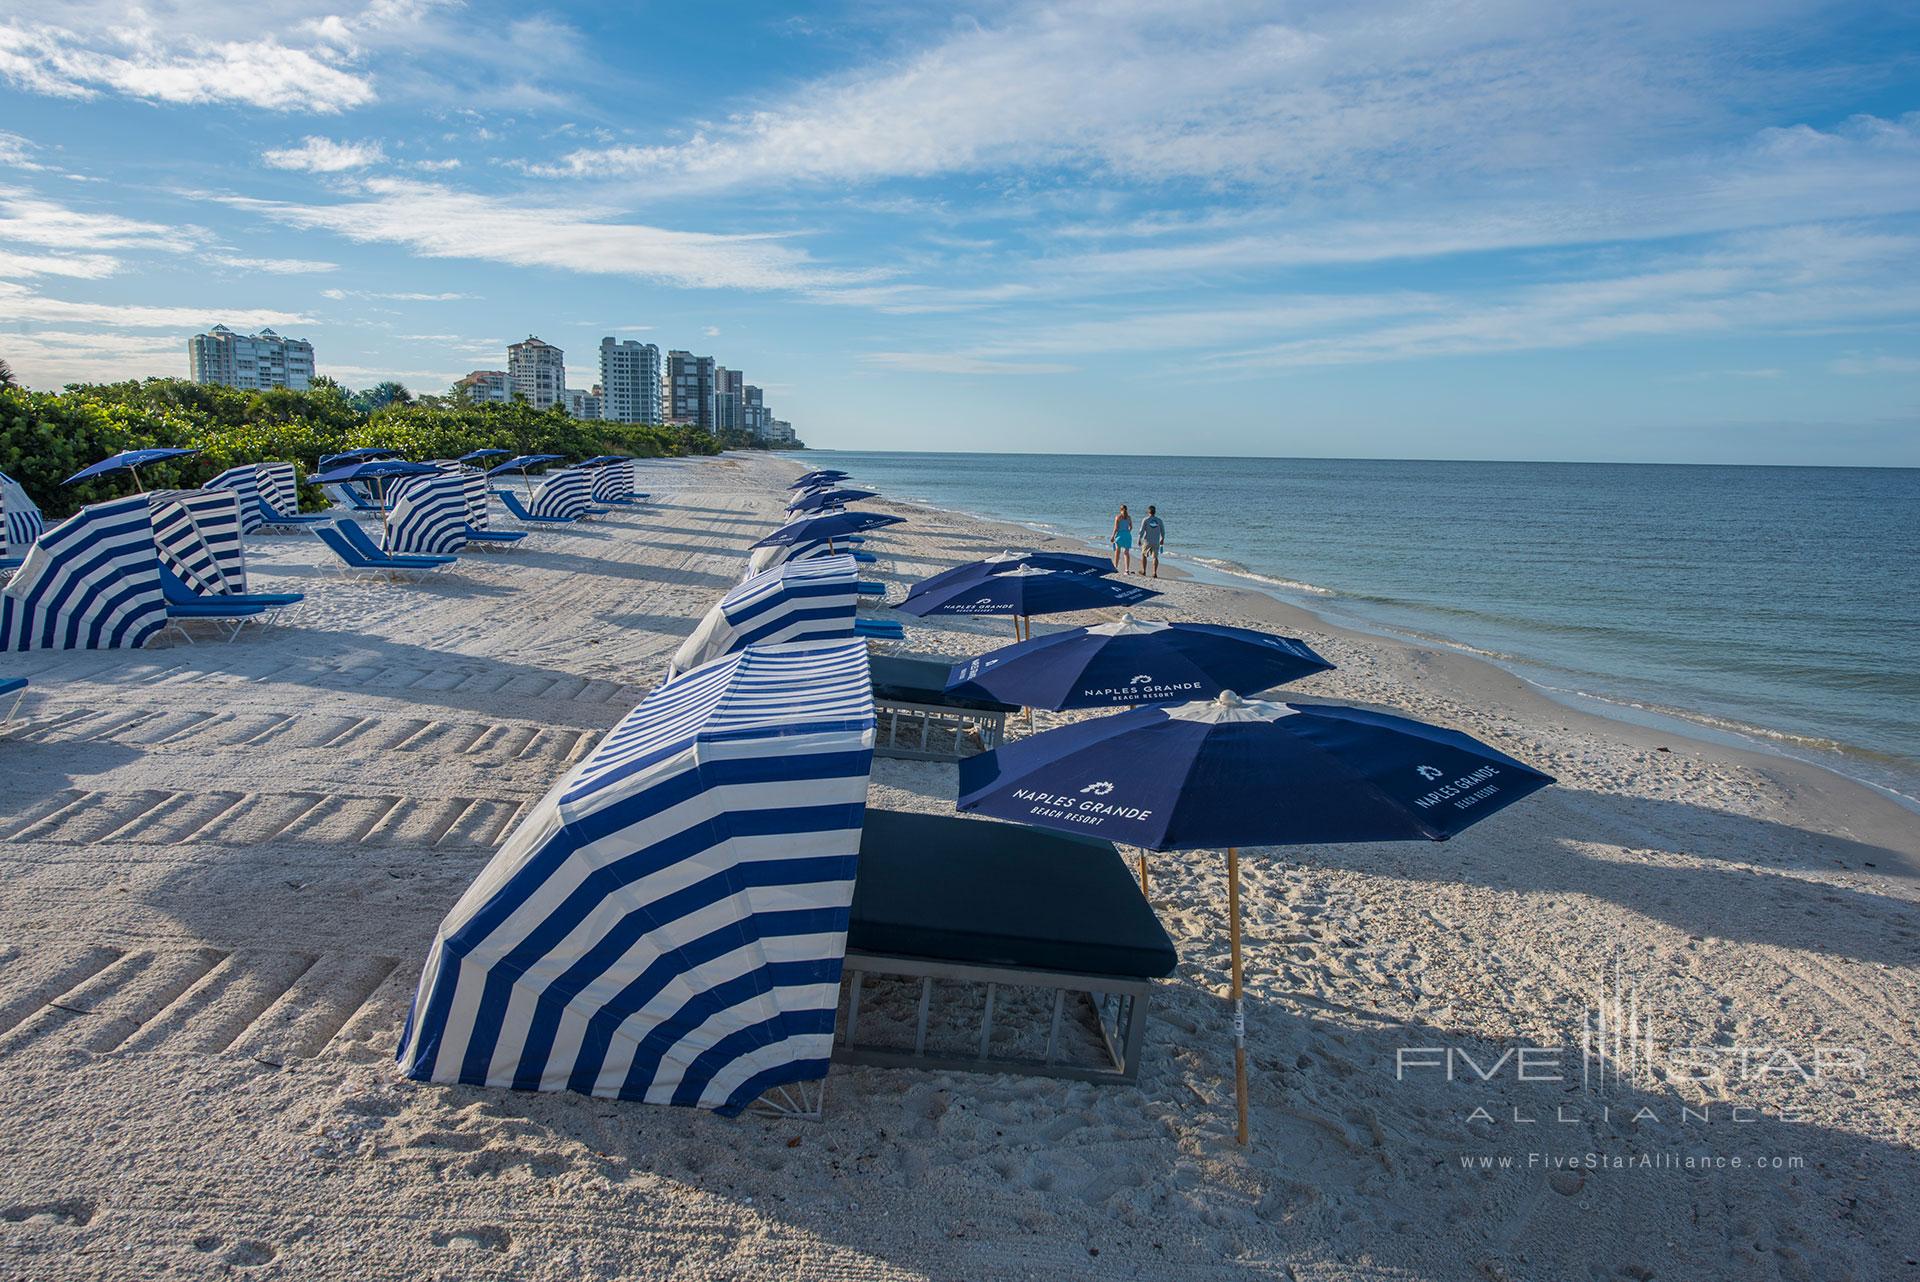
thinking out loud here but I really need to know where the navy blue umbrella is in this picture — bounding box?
[956,691,1554,1143]
[895,564,1159,637]
[64,447,200,492]
[752,510,904,549]
[787,469,849,490]
[319,446,399,470]
[308,458,440,532]
[945,614,1333,710]
[580,454,631,467]
[913,549,1114,598]
[487,453,565,497]
[458,448,512,463]
[786,487,878,514]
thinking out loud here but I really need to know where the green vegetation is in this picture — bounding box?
[0,377,739,520]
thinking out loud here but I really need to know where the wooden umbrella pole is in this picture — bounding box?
[1137,848,1149,896]
[1228,845,1248,1145]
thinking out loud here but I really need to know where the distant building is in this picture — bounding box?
[453,370,512,403]
[565,385,603,420]
[767,419,797,445]
[664,350,716,429]
[507,336,566,410]
[714,366,746,434]
[599,338,662,423]
[188,325,315,391]
[743,384,768,438]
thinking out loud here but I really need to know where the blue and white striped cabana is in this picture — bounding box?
[397,639,877,1116]
[204,465,266,534]
[385,471,471,555]
[257,462,300,518]
[590,460,637,504]
[0,494,166,651]
[528,467,594,521]
[0,470,46,557]
[149,488,249,594]
[435,463,492,531]
[746,538,863,579]
[670,554,859,677]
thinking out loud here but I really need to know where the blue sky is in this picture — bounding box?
[2,1,1918,464]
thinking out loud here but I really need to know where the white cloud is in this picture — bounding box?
[0,279,309,330]
[702,325,721,337]
[213,255,339,274]
[1829,353,1920,376]
[413,158,462,172]
[862,353,1078,376]
[320,287,475,301]
[263,137,388,172]
[0,131,48,171]
[0,328,186,387]
[222,178,873,292]
[0,189,194,254]
[0,249,119,279]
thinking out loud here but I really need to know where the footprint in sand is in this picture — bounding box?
[434,1226,512,1253]
[0,1198,95,1226]
[225,1241,277,1268]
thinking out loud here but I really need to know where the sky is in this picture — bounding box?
[2,1,1919,465]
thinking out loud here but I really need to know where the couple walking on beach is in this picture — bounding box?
[1109,503,1166,577]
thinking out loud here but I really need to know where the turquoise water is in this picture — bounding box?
[804,451,1920,797]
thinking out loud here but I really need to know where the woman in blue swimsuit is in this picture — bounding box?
[1111,503,1134,573]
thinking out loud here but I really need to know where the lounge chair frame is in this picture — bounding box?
[834,951,1153,1085]
[872,695,1007,761]
[1,682,26,734]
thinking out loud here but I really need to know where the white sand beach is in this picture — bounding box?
[1,453,1915,1281]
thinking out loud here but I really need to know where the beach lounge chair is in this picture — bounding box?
[462,525,527,547]
[314,522,455,578]
[1,677,26,733]
[854,618,905,641]
[258,497,329,530]
[493,489,578,525]
[869,654,1017,760]
[836,809,1175,1085]
[156,564,302,642]
[325,482,382,513]
[856,580,887,599]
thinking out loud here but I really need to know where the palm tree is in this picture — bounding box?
[0,358,16,390]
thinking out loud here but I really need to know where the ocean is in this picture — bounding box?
[802,451,1920,801]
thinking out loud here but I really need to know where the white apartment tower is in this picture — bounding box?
[453,370,512,403]
[598,338,663,424]
[188,325,315,391]
[507,336,566,410]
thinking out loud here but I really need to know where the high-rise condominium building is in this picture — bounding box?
[507,336,566,410]
[743,385,768,438]
[453,370,512,403]
[188,325,315,391]
[664,350,716,429]
[714,366,745,434]
[598,338,662,423]
[565,386,604,420]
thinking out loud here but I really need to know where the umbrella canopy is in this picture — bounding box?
[956,691,1553,1143]
[912,549,1113,598]
[318,446,399,470]
[458,448,512,463]
[787,470,849,489]
[64,447,199,488]
[579,454,632,467]
[486,453,564,477]
[786,487,878,514]
[751,510,904,548]
[894,563,1159,619]
[308,458,441,486]
[945,614,1334,710]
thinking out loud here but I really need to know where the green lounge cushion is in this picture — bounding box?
[849,809,1177,979]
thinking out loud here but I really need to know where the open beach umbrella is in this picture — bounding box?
[64,447,199,493]
[788,470,849,489]
[579,454,631,467]
[458,448,512,463]
[945,614,1334,710]
[786,487,879,515]
[956,693,1554,1143]
[308,458,440,534]
[895,564,1160,638]
[319,446,399,470]
[752,510,904,550]
[912,549,1114,598]
[487,453,565,497]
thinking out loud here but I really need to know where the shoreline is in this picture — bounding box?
[769,454,1920,871]
[791,452,1920,830]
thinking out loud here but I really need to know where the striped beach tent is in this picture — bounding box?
[397,639,877,1116]
[437,463,492,531]
[257,462,301,517]
[746,538,859,579]
[528,467,594,521]
[149,489,248,595]
[590,460,637,504]
[385,472,471,555]
[670,555,859,677]
[0,470,46,557]
[203,465,266,534]
[0,494,167,651]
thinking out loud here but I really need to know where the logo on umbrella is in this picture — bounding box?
[1416,765,1445,780]
[1079,781,1114,795]
[1128,674,1154,685]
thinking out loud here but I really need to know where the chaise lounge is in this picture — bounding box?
[837,809,1176,1084]
[315,521,457,578]
[868,653,1018,760]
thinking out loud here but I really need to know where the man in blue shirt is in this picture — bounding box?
[1139,505,1166,578]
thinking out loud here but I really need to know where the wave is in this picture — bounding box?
[1186,556,1336,596]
